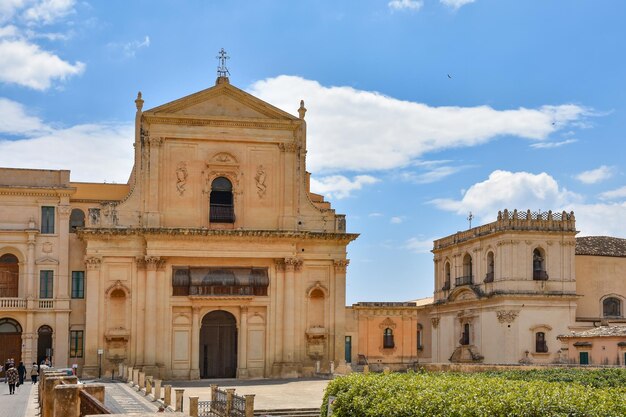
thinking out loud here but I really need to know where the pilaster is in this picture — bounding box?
[83,257,102,376]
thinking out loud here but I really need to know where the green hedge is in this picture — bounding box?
[321,372,626,417]
[479,368,626,389]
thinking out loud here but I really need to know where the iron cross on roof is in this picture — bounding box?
[216,48,230,78]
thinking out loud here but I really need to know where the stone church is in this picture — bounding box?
[0,74,355,379]
[1,72,625,380]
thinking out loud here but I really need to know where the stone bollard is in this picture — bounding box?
[53,384,80,417]
[119,363,125,379]
[330,361,335,374]
[175,388,185,412]
[126,367,132,382]
[153,379,162,401]
[189,396,199,417]
[164,384,172,407]
[225,388,236,415]
[44,376,78,417]
[383,367,390,374]
[245,394,255,417]
[146,377,152,396]
[363,365,370,374]
[138,372,145,390]
[133,368,139,386]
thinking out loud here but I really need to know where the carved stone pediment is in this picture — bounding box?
[379,317,397,330]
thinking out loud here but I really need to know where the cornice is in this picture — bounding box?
[143,114,298,131]
[77,227,359,244]
[0,186,75,197]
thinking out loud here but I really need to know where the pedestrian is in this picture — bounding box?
[17,361,26,386]
[31,362,39,384]
[6,365,18,394]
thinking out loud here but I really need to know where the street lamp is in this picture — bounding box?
[97,348,103,379]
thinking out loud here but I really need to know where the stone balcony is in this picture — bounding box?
[0,297,55,310]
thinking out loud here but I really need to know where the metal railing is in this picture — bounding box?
[210,204,235,223]
[79,390,110,416]
[533,270,549,281]
[187,285,268,297]
[231,393,246,417]
[455,275,473,286]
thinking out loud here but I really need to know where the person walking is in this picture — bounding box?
[31,362,39,384]
[6,364,18,394]
[17,361,26,386]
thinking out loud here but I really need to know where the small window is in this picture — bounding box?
[71,271,84,299]
[39,270,53,299]
[460,323,470,345]
[417,324,423,350]
[69,209,85,232]
[533,248,548,280]
[345,336,352,363]
[603,297,622,318]
[485,251,495,282]
[70,330,84,358]
[383,328,394,348]
[443,262,451,290]
[41,206,55,234]
[535,332,548,353]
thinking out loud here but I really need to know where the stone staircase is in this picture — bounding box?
[254,407,321,417]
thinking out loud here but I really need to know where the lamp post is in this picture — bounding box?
[97,349,103,379]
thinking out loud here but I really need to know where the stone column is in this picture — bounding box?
[333,260,349,367]
[175,388,185,412]
[135,258,146,367]
[190,306,201,379]
[245,394,255,417]
[57,205,71,299]
[164,384,172,407]
[237,306,248,378]
[155,264,167,375]
[189,396,199,417]
[273,260,285,369]
[146,136,163,227]
[144,256,161,373]
[26,232,36,298]
[83,257,101,377]
[282,258,301,368]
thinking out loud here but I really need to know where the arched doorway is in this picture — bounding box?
[199,310,237,378]
[0,318,22,368]
[37,325,53,365]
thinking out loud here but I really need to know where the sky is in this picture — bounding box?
[1,0,626,304]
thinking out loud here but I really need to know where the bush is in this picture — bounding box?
[321,372,626,417]
[480,368,626,389]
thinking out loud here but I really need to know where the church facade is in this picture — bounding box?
[1,76,625,380]
[0,76,355,379]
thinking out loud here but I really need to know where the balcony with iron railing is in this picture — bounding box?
[533,270,549,281]
[455,275,473,286]
[210,204,235,223]
[484,272,494,283]
[174,285,268,297]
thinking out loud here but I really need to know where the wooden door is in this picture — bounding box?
[0,334,22,374]
[579,351,589,365]
[199,310,237,378]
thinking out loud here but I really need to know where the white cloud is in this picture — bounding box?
[431,170,581,223]
[431,170,626,237]
[530,139,577,149]
[405,237,434,254]
[599,186,626,201]
[390,216,405,224]
[388,0,423,11]
[400,165,466,184]
[0,0,26,23]
[440,0,476,10]
[309,174,379,199]
[0,39,84,89]
[107,35,151,58]
[23,0,75,24]
[0,25,19,38]
[575,165,614,184]
[248,76,589,174]
[0,98,49,134]
[368,212,384,217]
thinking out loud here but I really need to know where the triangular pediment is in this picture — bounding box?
[144,80,299,121]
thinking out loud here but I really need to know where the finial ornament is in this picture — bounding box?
[298,100,307,119]
[216,48,230,78]
[135,91,144,111]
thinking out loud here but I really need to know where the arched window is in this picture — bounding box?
[603,297,622,318]
[443,262,451,290]
[417,324,423,350]
[210,177,235,223]
[535,332,548,352]
[69,209,85,232]
[533,248,548,280]
[485,251,495,282]
[457,254,472,286]
[383,328,394,348]
[460,323,470,345]
[0,254,19,297]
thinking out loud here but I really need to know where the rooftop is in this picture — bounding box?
[558,325,626,339]
[575,236,626,258]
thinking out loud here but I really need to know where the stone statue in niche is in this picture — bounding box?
[255,165,267,198]
[176,161,188,196]
[102,202,118,226]
[88,208,101,226]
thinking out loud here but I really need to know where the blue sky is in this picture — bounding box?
[1,1,625,304]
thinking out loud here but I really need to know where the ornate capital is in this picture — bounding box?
[431,317,440,329]
[148,136,163,147]
[274,259,286,271]
[85,257,102,270]
[333,259,349,273]
[240,306,248,314]
[284,257,303,271]
[58,205,72,218]
[279,142,298,153]
[496,310,519,324]
[145,256,164,270]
